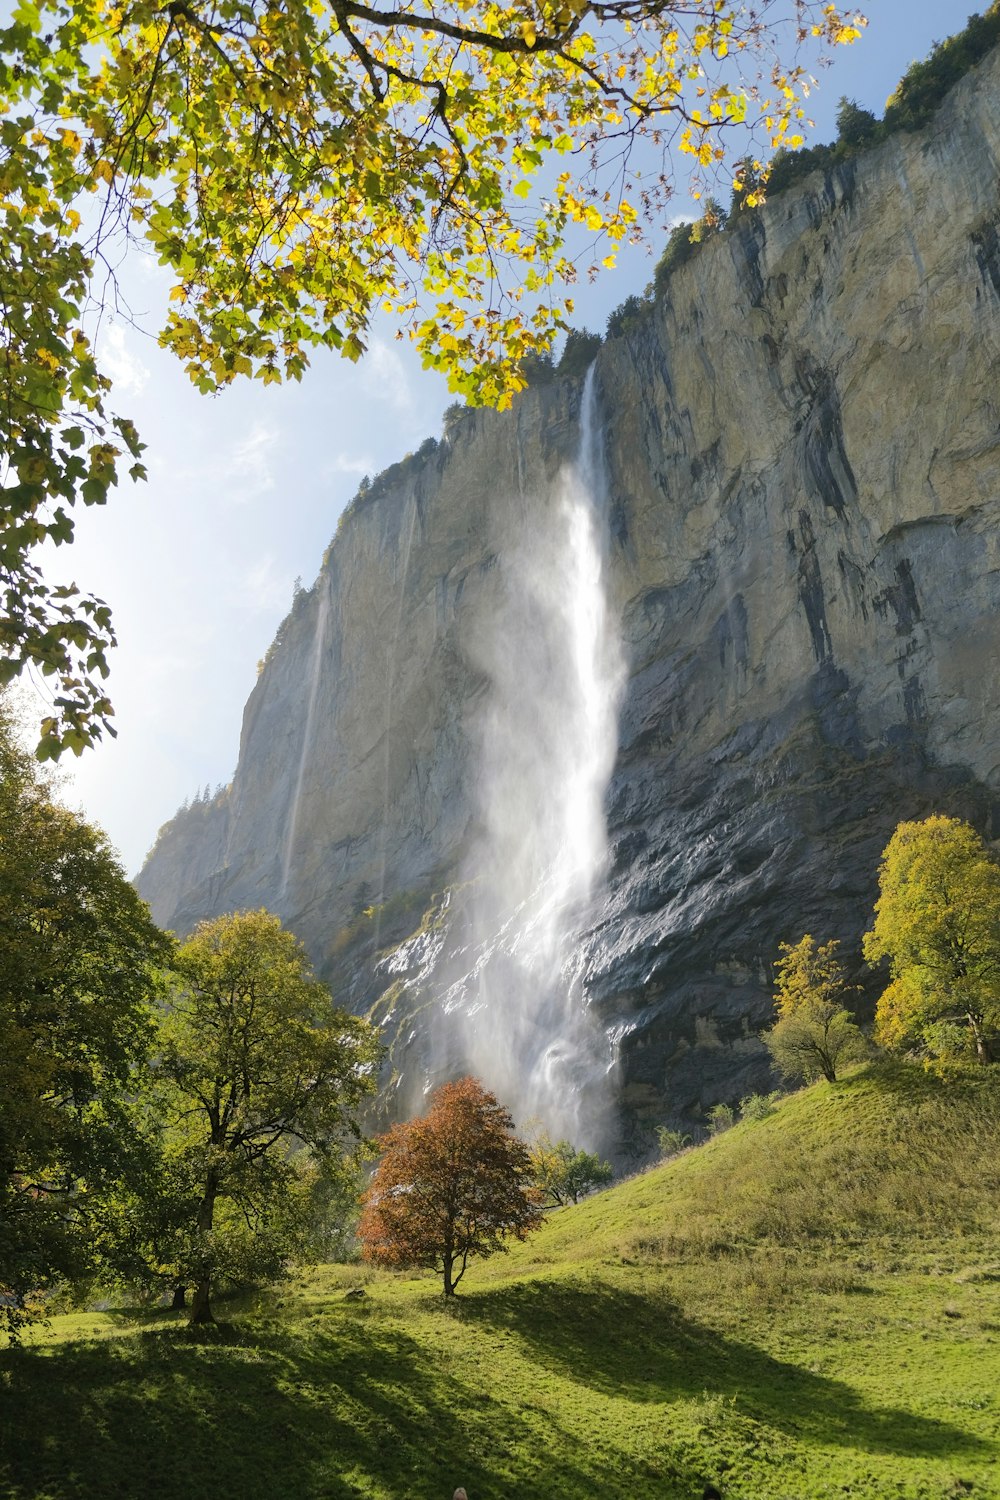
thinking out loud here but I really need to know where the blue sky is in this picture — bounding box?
[41,0,962,873]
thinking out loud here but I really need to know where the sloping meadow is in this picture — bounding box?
[2,1062,999,1498]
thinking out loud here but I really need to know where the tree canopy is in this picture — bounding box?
[764,934,866,1084]
[0,0,864,755]
[0,698,169,1329]
[863,815,1000,1066]
[528,1133,612,1206]
[154,908,382,1322]
[358,1076,542,1295]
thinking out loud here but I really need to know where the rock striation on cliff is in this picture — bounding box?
[138,46,1000,1149]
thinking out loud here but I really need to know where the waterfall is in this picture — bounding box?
[452,366,625,1145]
[281,587,329,895]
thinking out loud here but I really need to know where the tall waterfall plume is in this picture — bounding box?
[450,366,626,1144]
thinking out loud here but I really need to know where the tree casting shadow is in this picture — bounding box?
[464,1277,990,1463]
[0,1312,700,1500]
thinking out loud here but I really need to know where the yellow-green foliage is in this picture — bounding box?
[764,935,867,1084]
[864,815,1000,1061]
[773,935,849,1020]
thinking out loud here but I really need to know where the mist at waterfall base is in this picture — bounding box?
[439,369,626,1149]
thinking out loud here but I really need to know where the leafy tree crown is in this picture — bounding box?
[358,1076,542,1294]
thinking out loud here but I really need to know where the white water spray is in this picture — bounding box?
[281,587,329,895]
[453,366,626,1143]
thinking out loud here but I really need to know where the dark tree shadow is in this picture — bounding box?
[0,1312,699,1500]
[462,1278,991,1462]
[3,1274,989,1499]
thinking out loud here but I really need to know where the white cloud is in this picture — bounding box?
[361,338,415,414]
[101,323,151,397]
[229,423,278,502]
[325,450,375,479]
[133,247,171,283]
[234,553,292,615]
[155,422,278,509]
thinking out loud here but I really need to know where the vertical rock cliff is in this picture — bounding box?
[138,48,1000,1147]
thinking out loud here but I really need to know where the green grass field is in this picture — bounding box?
[3,1062,999,1499]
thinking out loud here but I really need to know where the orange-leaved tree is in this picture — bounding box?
[358,1077,543,1296]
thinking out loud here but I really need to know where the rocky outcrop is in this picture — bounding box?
[138,47,1000,1150]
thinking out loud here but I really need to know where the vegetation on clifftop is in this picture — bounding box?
[601,5,1000,339]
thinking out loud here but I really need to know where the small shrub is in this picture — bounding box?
[628,1232,670,1261]
[884,5,1000,134]
[706,1103,736,1136]
[739,1091,782,1124]
[530,1137,613,1206]
[835,96,878,149]
[518,350,557,387]
[442,401,468,439]
[921,1020,979,1076]
[655,1126,691,1159]
[765,5,1000,211]
[765,936,867,1084]
[684,1391,736,1432]
[764,141,835,197]
[653,218,696,294]
[729,157,767,218]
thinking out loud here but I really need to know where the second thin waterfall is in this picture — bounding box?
[453,365,626,1143]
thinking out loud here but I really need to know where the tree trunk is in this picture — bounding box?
[171,1284,187,1311]
[189,1277,214,1325]
[967,1012,992,1064]
[442,1253,455,1298]
[189,1172,219,1325]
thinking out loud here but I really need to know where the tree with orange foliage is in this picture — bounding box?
[358,1078,543,1297]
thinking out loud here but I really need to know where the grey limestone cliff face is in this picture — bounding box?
[138,48,1000,1148]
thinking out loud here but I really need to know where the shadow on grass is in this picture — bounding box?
[464,1278,990,1463]
[0,1311,694,1500]
[831,1057,1000,1113]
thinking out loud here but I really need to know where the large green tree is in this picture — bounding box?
[0,699,169,1329]
[156,908,381,1323]
[863,815,1000,1065]
[0,0,863,754]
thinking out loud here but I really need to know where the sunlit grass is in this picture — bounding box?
[2,1061,999,1498]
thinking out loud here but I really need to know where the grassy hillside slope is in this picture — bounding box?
[2,1063,999,1499]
